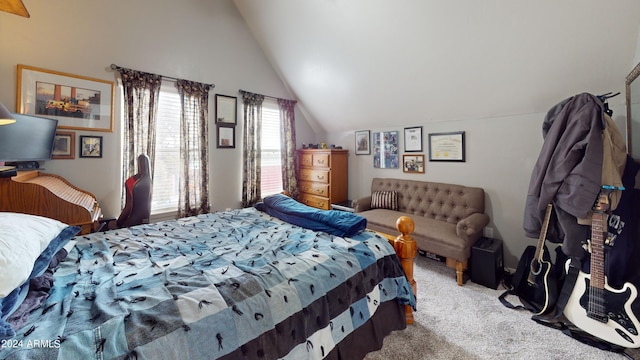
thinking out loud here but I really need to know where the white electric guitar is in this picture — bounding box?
[563,188,640,348]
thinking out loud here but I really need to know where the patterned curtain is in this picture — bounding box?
[117,68,162,206]
[176,80,212,217]
[241,90,264,207]
[278,99,299,199]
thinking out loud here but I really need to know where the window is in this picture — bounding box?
[152,89,282,212]
[261,99,282,196]
[151,81,180,213]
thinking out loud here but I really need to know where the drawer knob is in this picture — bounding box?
[317,175,325,180]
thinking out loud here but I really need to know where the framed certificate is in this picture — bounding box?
[428,131,465,162]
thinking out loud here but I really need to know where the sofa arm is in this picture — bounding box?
[456,213,490,241]
[352,196,372,213]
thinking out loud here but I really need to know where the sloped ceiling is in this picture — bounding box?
[234,0,640,134]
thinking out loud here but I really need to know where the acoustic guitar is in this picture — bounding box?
[563,188,640,348]
[518,203,557,315]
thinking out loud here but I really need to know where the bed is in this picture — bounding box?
[0,194,416,359]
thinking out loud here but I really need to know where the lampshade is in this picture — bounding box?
[0,102,16,125]
[0,0,30,18]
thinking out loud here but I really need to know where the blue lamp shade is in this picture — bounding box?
[0,103,16,125]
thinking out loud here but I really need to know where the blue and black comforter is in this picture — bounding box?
[0,208,415,359]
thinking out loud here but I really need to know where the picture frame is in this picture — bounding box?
[16,64,114,132]
[215,94,237,125]
[428,131,466,162]
[404,126,423,152]
[217,125,235,148]
[79,135,103,158]
[52,131,75,159]
[402,154,425,173]
[373,130,399,168]
[355,130,371,155]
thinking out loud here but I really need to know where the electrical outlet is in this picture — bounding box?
[483,227,494,239]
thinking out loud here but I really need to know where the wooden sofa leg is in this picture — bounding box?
[455,261,464,286]
[446,258,467,286]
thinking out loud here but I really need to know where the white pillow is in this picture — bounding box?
[0,213,69,297]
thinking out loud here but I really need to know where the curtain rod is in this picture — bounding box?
[239,89,296,103]
[110,64,215,88]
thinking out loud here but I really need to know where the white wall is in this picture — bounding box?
[326,102,628,269]
[0,0,315,217]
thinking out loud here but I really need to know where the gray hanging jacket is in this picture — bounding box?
[523,93,605,257]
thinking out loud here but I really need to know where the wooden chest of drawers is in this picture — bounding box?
[297,149,348,210]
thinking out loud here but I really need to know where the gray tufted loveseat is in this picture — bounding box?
[353,178,490,285]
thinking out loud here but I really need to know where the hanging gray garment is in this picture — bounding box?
[523,93,605,257]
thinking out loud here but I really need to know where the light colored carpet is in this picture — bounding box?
[364,255,637,360]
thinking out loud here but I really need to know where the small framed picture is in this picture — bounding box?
[404,126,423,152]
[215,94,237,125]
[355,130,370,155]
[217,125,235,148]
[52,131,75,159]
[79,135,103,158]
[403,154,425,173]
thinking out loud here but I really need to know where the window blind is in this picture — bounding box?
[151,81,181,213]
[261,99,282,196]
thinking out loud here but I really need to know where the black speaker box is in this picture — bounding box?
[15,161,40,170]
[470,237,503,289]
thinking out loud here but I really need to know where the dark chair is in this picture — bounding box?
[99,154,152,231]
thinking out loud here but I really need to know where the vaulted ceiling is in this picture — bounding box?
[234,0,640,134]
